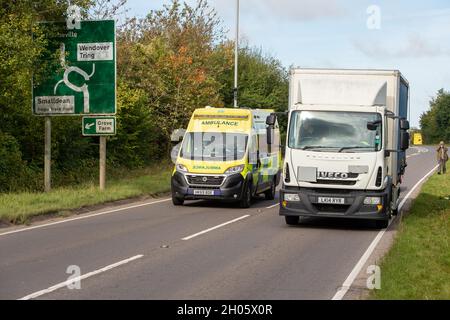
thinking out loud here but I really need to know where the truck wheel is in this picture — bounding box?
[172,196,184,206]
[391,207,399,216]
[239,181,252,208]
[375,219,389,229]
[285,216,299,225]
[264,178,276,200]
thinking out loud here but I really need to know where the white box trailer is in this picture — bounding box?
[278,68,410,228]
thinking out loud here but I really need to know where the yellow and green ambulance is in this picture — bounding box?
[171,107,282,208]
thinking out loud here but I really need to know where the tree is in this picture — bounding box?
[117,0,226,152]
[0,0,92,190]
[218,44,289,137]
[238,46,288,114]
[420,89,450,144]
[0,0,290,192]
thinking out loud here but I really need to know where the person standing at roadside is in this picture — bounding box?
[437,141,448,174]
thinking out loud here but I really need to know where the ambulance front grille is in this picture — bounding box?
[186,175,225,186]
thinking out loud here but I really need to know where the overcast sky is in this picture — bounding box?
[123,0,450,127]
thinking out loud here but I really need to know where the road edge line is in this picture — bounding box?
[331,164,439,300]
[0,199,171,237]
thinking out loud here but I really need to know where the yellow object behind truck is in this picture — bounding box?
[413,133,423,145]
[171,107,282,208]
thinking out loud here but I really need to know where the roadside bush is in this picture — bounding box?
[0,132,28,192]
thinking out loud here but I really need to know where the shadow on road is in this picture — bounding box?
[183,194,279,210]
[286,216,383,231]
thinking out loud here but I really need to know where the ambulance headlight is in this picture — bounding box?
[176,164,189,173]
[284,193,300,202]
[364,197,381,205]
[225,165,245,174]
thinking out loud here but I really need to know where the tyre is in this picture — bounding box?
[172,195,184,206]
[264,178,276,200]
[391,207,399,216]
[239,180,253,208]
[285,216,299,225]
[375,219,389,229]
[390,189,399,216]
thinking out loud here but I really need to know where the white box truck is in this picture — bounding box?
[267,68,410,228]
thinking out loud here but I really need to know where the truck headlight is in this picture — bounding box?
[176,164,188,173]
[284,193,300,202]
[364,197,381,205]
[225,165,245,174]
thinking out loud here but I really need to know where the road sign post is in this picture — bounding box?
[82,116,116,190]
[99,136,106,191]
[44,117,51,192]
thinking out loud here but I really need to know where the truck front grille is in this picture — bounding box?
[313,204,350,213]
[186,175,225,186]
[313,180,357,186]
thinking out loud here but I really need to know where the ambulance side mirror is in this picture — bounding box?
[267,126,274,146]
[266,114,276,126]
[266,114,276,146]
[171,129,186,143]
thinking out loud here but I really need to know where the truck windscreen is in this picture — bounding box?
[180,132,249,161]
[288,111,382,152]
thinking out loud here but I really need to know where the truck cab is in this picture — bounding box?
[278,69,410,228]
[171,107,282,208]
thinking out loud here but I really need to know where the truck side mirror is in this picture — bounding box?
[400,131,410,150]
[400,119,410,130]
[266,114,276,126]
[171,128,186,143]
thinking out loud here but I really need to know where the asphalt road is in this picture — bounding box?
[0,146,438,300]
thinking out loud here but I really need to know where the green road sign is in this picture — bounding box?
[83,117,116,136]
[33,20,116,115]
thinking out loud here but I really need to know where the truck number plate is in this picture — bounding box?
[318,197,345,204]
[193,190,215,196]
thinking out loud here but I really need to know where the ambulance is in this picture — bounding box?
[171,107,282,208]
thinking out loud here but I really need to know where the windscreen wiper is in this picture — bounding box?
[338,146,371,153]
[301,146,331,150]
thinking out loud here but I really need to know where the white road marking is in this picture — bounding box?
[407,146,429,158]
[331,164,439,300]
[266,203,279,209]
[18,254,144,300]
[0,198,171,237]
[181,215,250,241]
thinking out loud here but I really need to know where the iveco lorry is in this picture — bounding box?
[171,107,282,208]
[270,69,410,228]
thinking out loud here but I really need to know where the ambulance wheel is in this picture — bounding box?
[239,180,253,208]
[172,196,184,206]
[265,178,276,200]
[285,216,299,225]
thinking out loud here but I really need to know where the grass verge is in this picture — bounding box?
[372,172,450,299]
[0,164,172,225]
